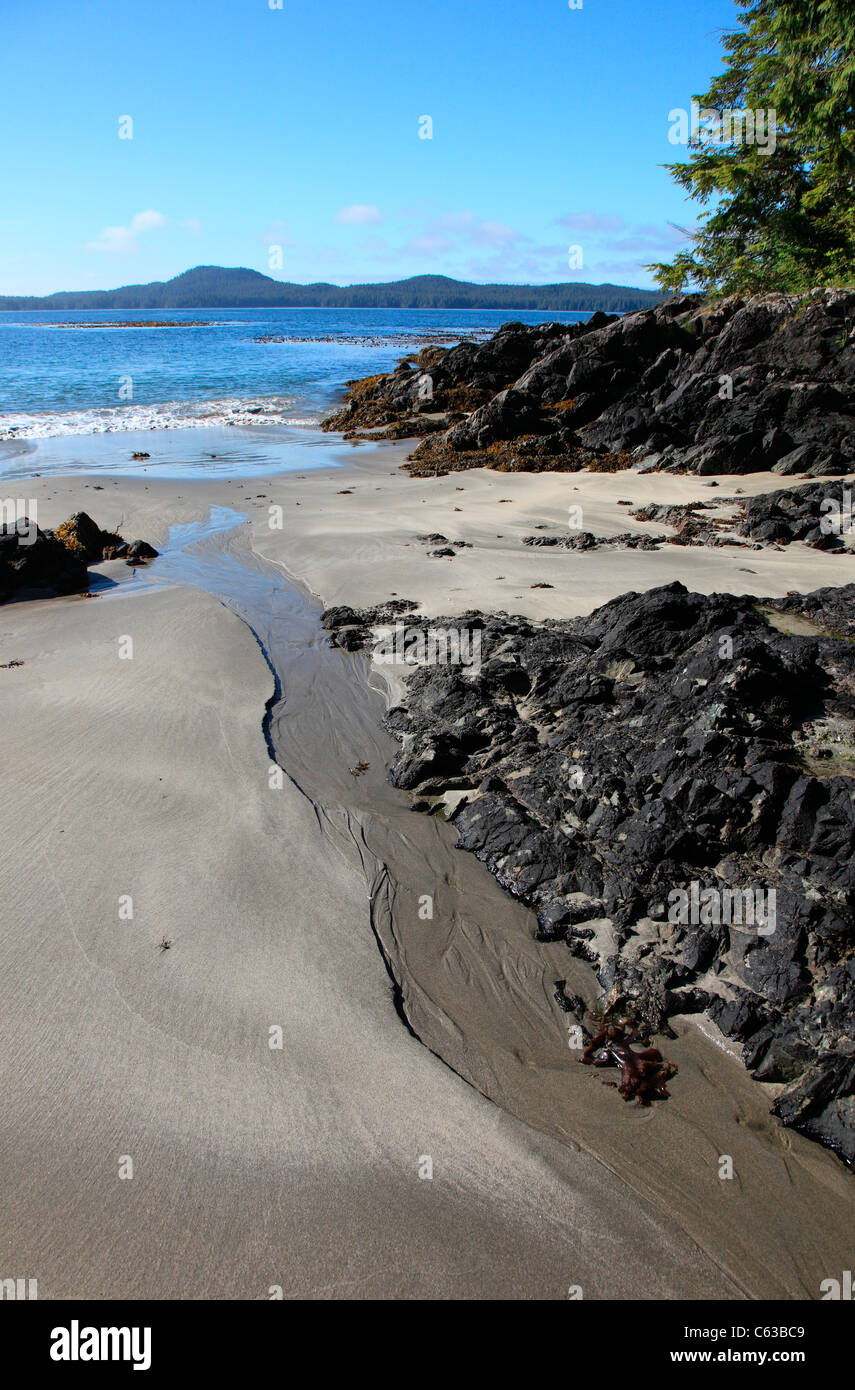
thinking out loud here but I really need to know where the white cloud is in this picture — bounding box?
[180,218,203,236]
[86,209,167,253]
[335,204,382,225]
[86,226,136,253]
[130,209,166,233]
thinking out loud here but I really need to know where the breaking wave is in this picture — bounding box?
[0,395,322,440]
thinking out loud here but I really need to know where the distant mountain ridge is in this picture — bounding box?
[0,266,662,312]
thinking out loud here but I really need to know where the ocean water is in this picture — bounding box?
[0,306,591,480]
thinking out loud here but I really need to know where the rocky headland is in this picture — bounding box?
[322,288,855,481]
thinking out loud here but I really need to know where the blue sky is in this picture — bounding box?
[1,0,737,294]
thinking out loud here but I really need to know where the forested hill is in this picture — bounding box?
[0,267,662,312]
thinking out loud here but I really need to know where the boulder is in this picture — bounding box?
[772,444,816,475]
[53,511,125,562]
[124,539,159,564]
[0,522,88,600]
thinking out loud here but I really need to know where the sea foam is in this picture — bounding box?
[0,395,319,440]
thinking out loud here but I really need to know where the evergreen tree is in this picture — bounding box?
[649,0,855,295]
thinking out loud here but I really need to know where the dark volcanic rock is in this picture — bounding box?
[0,521,88,600]
[54,512,159,565]
[523,530,667,552]
[124,539,159,564]
[382,582,855,1164]
[0,511,160,603]
[53,511,125,562]
[321,317,611,442]
[738,479,855,550]
[763,584,855,638]
[322,289,855,479]
[320,598,420,650]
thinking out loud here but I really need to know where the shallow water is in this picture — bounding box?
[0,306,591,437]
[0,304,589,483]
[0,419,371,483]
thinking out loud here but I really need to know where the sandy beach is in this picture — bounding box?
[4,0,854,1341]
[2,440,854,1299]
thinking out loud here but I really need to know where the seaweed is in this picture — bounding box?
[579,1010,677,1105]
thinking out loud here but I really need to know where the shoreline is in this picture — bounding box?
[2,431,855,1296]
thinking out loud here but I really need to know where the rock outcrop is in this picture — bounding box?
[0,511,159,603]
[376,582,855,1164]
[322,289,855,480]
[0,521,88,600]
[321,598,420,650]
[738,479,855,550]
[53,512,158,565]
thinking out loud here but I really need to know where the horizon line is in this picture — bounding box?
[0,303,648,313]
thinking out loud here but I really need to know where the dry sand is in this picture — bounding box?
[2,442,854,1299]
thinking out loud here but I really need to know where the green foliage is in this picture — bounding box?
[649,0,855,296]
[0,268,661,313]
